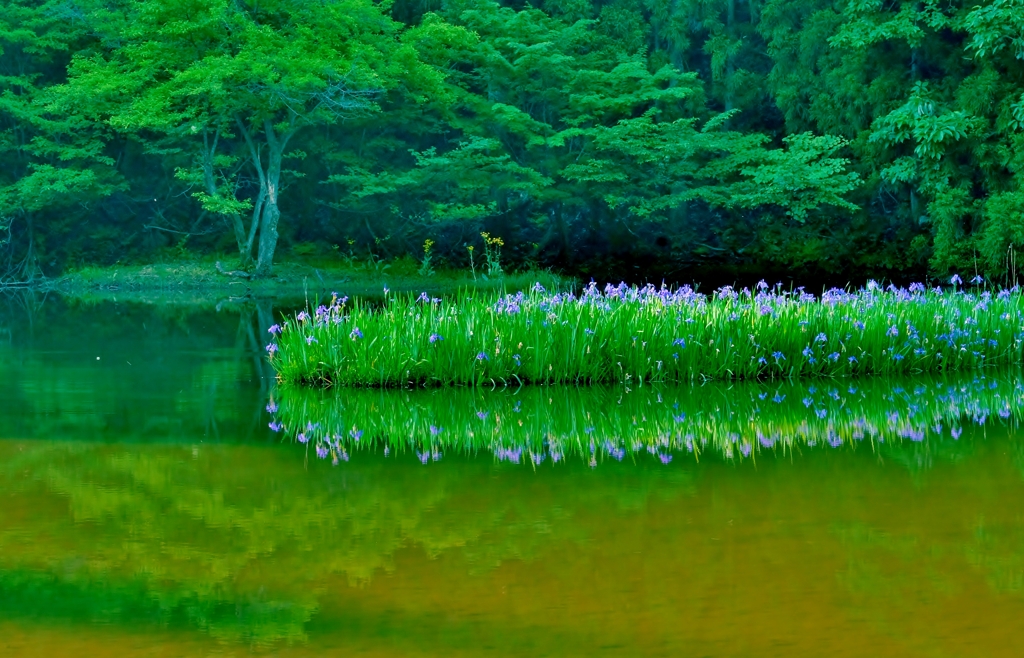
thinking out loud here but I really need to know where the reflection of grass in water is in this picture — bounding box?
[271,283,1024,387]
[270,371,1024,466]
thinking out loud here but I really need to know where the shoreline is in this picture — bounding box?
[0,259,568,306]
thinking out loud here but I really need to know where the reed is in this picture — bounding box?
[267,371,1024,466]
[269,279,1024,388]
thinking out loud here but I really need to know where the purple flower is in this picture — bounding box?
[971,275,984,285]
[265,343,278,354]
[297,433,308,444]
[673,414,686,423]
[476,411,488,420]
[429,425,443,436]
[296,311,310,322]
[772,351,785,362]
[350,428,363,441]
[951,427,962,439]
[306,335,318,345]
[268,324,282,335]
[350,327,363,340]
[673,338,685,347]
[316,445,329,459]
[476,352,489,361]
[950,274,963,286]
[266,401,278,413]
[429,333,443,343]
[887,325,898,337]
[268,421,283,432]
[659,453,673,464]
[417,292,430,303]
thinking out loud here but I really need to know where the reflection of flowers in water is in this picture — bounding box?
[266,374,1024,466]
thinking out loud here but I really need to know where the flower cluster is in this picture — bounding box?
[269,279,1024,387]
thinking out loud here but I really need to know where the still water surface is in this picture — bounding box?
[1,295,1023,656]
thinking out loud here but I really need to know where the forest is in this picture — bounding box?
[1,0,1023,285]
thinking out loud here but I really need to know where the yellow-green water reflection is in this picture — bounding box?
[1,296,1023,657]
[2,434,1024,657]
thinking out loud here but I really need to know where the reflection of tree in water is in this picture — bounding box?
[3,297,1024,649]
[1014,438,1024,482]
[0,440,693,644]
[833,437,1024,652]
[0,295,272,444]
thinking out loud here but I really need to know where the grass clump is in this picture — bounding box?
[269,280,1024,387]
[267,372,1023,465]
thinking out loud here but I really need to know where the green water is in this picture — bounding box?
[1,295,1023,657]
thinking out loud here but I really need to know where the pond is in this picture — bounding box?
[1,294,1023,657]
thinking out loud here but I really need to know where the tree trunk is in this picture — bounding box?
[557,205,574,264]
[236,117,295,279]
[231,216,252,268]
[255,202,280,278]
[22,213,39,281]
[725,0,736,115]
[203,129,252,268]
[254,119,290,279]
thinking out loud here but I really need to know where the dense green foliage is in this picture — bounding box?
[1,0,1023,282]
[271,281,1024,386]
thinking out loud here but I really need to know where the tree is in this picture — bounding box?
[330,0,859,273]
[52,0,444,277]
[0,0,122,282]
